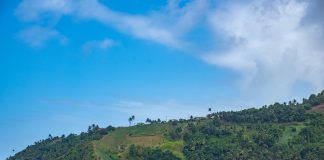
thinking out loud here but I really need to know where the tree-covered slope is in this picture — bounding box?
[8,91,324,160]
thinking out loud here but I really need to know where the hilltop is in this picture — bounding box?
[7,91,324,160]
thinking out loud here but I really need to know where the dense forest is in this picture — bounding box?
[8,91,324,160]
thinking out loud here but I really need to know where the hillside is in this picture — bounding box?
[7,91,324,160]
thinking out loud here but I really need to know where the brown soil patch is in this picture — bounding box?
[308,104,324,113]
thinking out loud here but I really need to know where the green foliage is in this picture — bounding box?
[8,125,115,160]
[207,91,324,124]
[128,144,180,160]
[8,90,324,160]
[159,140,185,159]
[215,103,307,123]
[252,125,283,148]
[304,91,324,106]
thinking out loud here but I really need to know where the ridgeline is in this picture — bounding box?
[8,91,324,160]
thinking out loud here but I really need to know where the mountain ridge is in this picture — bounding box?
[8,91,324,160]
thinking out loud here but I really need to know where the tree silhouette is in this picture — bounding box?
[48,134,53,140]
[128,117,132,126]
[128,115,135,126]
[146,118,151,124]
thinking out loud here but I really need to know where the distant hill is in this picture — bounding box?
[7,91,324,160]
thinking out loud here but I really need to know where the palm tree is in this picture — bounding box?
[128,117,132,126]
[129,115,135,126]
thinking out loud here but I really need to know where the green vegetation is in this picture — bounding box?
[7,125,115,160]
[8,91,324,160]
[128,145,180,160]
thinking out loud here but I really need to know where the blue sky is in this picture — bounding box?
[1,0,324,159]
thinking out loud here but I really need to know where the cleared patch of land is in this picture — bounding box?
[308,103,324,113]
[93,123,186,159]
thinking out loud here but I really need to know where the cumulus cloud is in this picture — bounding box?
[82,38,116,53]
[203,0,324,101]
[18,26,67,48]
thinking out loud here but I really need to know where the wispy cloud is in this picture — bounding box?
[14,0,208,49]
[15,0,73,21]
[18,26,67,48]
[115,100,207,120]
[14,0,324,102]
[38,99,112,109]
[82,38,117,53]
[74,0,182,48]
[38,98,209,122]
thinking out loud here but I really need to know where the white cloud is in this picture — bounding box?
[74,0,182,48]
[82,38,116,53]
[18,26,67,48]
[15,0,208,49]
[15,0,73,21]
[14,0,324,103]
[204,0,324,101]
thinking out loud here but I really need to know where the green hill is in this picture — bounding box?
[7,91,324,160]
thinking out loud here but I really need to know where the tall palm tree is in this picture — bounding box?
[128,117,132,126]
[129,115,135,126]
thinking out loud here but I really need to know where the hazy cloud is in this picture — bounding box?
[115,100,207,120]
[82,38,116,53]
[18,26,67,48]
[15,0,73,21]
[38,98,208,122]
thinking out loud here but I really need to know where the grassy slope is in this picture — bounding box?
[9,96,324,159]
[278,123,305,144]
[91,118,313,160]
[93,123,186,159]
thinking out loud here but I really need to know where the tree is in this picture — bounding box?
[146,118,151,124]
[128,117,132,126]
[207,108,212,118]
[129,115,135,126]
